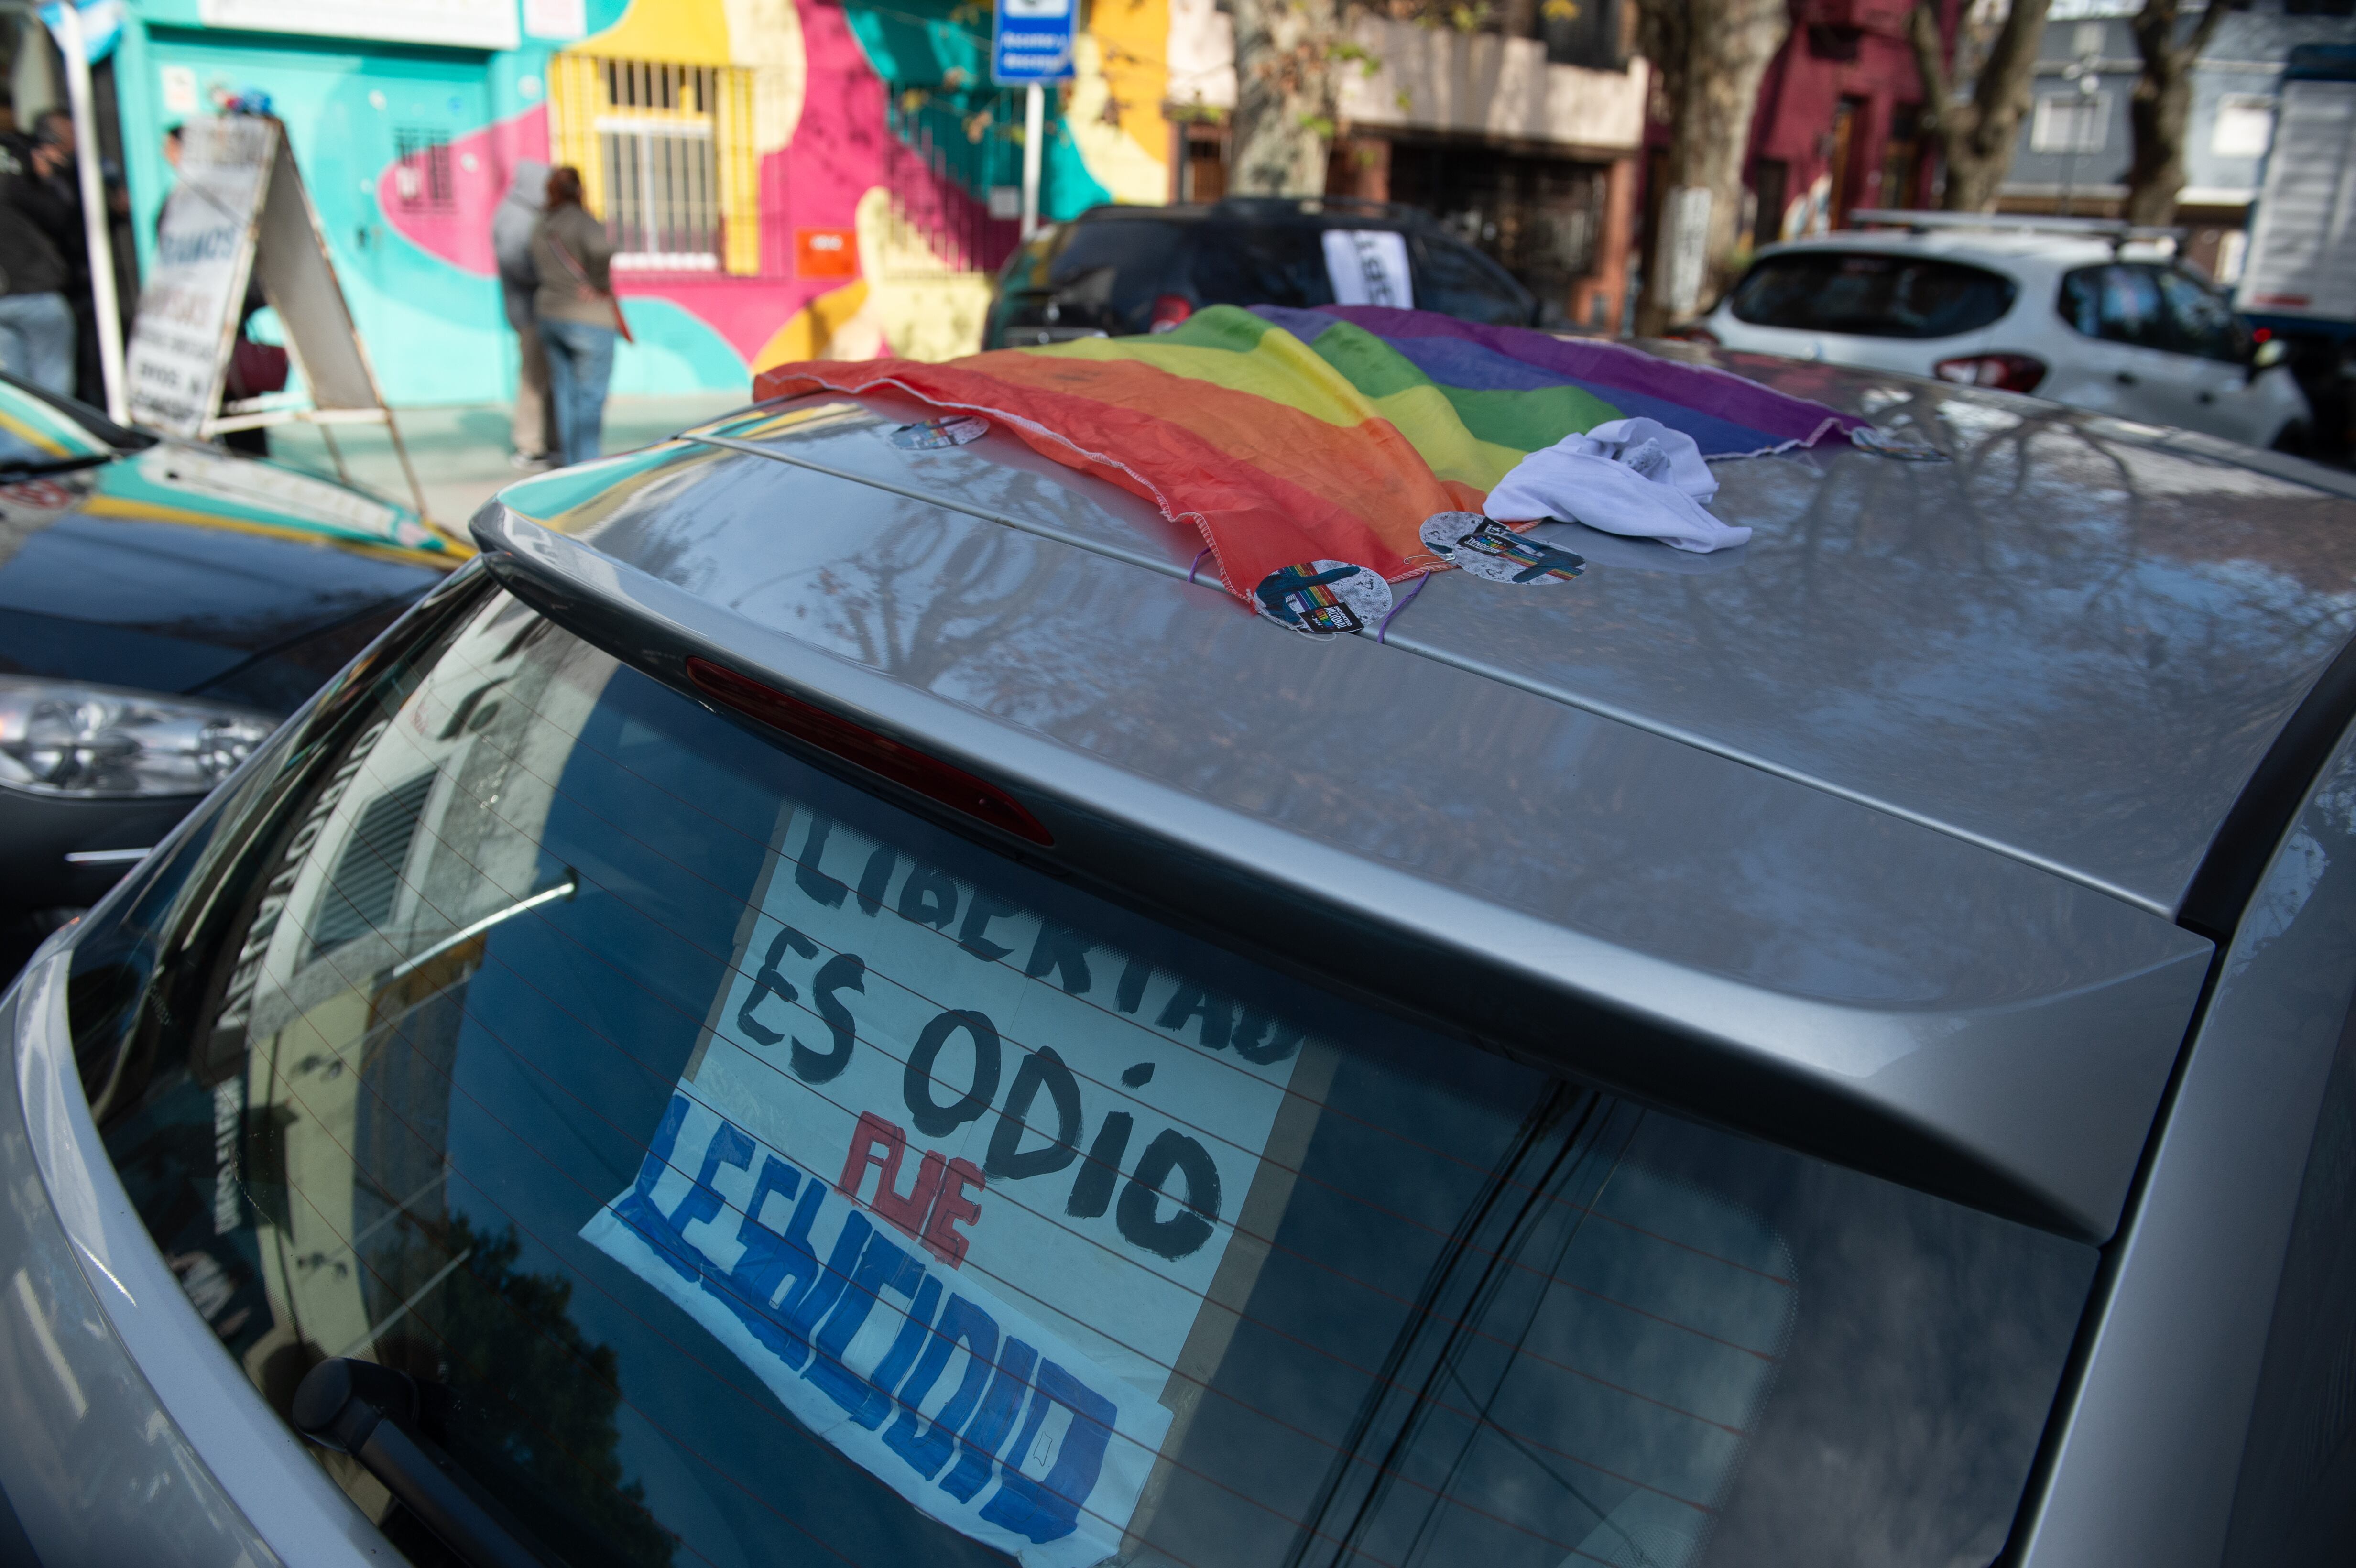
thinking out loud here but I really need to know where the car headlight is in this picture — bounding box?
[0,677,280,798]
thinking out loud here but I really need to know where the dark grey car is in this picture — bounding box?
[2,358,2352,1568]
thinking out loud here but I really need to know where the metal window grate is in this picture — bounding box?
[549,54,762,275]
[598,117,722,270]
[391,129,454,210]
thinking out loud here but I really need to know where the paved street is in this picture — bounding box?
[260,392,754,534]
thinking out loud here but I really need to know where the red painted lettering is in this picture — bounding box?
[922,1157,986,1268]
[873,1148,947,1240]
[839,1110,906,1199]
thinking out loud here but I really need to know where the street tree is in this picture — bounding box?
[1907,0,2056,212]
[1629,0,1793,335]
[1230,0,1347,195]
[2123,0,2234,224]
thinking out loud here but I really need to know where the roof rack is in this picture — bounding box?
[1209,194,1435,226]
[1847,208,2185,254]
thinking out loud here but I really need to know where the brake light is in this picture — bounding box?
[1148,295,1193,333]
[1933,353,2046,393]
[686,658,1053,846]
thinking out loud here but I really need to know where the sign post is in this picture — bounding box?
[47,2,127,424]
[992,0,1076,241]
[125,114,430,520]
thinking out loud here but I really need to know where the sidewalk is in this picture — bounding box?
[260,392,755,532]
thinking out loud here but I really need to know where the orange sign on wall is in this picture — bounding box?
[795,228,860,280]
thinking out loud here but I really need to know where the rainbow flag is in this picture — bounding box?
[753,304,1861,597]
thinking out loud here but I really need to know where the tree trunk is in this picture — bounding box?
[1631,0,1791,336]
[2125,0,2231,226]
[1907,0,2056,213]
[1230,0,1344,196]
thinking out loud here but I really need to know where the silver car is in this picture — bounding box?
[4,364,2354,1568]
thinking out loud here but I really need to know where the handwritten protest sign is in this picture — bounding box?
[582,798,1313,1568]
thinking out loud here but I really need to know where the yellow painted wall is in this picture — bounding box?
[1078,0,1171,202]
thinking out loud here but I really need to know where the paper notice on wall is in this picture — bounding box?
[1322,229,1414,309]
[580,799,1312,1568]
[126,115,272,437]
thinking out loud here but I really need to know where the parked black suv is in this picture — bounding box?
[985,197,1540,347]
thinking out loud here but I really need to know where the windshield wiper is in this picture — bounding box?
[293,1358,569,1568]
[0,452,112,479]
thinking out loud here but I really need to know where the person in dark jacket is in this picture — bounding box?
[0,123,77,395]
[530,165,618,467]
[493,158,555,469]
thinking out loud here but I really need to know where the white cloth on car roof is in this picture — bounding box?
[1483,416,1751,554]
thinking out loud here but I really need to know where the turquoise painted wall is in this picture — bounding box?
[109,0,1094,405]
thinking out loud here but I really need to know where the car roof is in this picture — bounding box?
[1065,197,1436,232]
[1753,228,2176,274]
[476,360,2356,1242]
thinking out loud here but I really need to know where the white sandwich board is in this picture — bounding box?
[126,113,429,517]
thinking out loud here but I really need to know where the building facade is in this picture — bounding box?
[1999,0,2356,280]
[102,0,1178,404]
[1735,0,1957,245]
[1158,0,1651,332]
[84,0,1655,405]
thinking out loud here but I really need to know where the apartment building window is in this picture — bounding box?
[2032,93,2109,154]
[547,54,761,275]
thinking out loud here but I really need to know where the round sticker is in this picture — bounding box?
[887,415,990,450]
[1419,511,1586,586]
[1848,424,1948,461]
[1252,560,1393,638]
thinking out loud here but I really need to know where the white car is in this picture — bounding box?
[1693,219,2310,450]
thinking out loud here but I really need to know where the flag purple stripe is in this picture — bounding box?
[1313,304,1864,446]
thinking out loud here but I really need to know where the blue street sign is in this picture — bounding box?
[993,0,1075,85]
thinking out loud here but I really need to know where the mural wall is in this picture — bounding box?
[112,0,1179,403]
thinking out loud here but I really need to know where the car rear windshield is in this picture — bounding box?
[72,581,2097,1568]
[1727,251,2018,338]
[1187,223,1340,311]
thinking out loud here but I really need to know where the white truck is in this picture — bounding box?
[2237,44,2356,458]
[2240,45,2356,333]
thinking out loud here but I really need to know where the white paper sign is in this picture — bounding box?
[581,801,1309,1568]
[1322,229,1413,309]
[197,0,520,51]
[127,116,272,437]
[521,0,585,39]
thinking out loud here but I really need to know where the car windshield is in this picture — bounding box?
[1728,251,2018,338]
[73,583,2097,1568]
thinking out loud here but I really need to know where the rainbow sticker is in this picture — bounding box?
[1420,512,1586,586]
[1252,560,1393,638]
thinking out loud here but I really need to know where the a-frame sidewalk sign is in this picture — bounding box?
[125,113,430,521]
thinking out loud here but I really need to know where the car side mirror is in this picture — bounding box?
[2247,337,2288,382]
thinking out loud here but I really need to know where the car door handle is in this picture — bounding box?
[2115,371,2139,386]
[2198,389,2217,404]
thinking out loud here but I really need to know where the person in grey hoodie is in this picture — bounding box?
[493,158,556,469]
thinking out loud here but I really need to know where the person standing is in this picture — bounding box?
[0,122,76,396]
[493,158,556,470]
[531,165,618,467]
